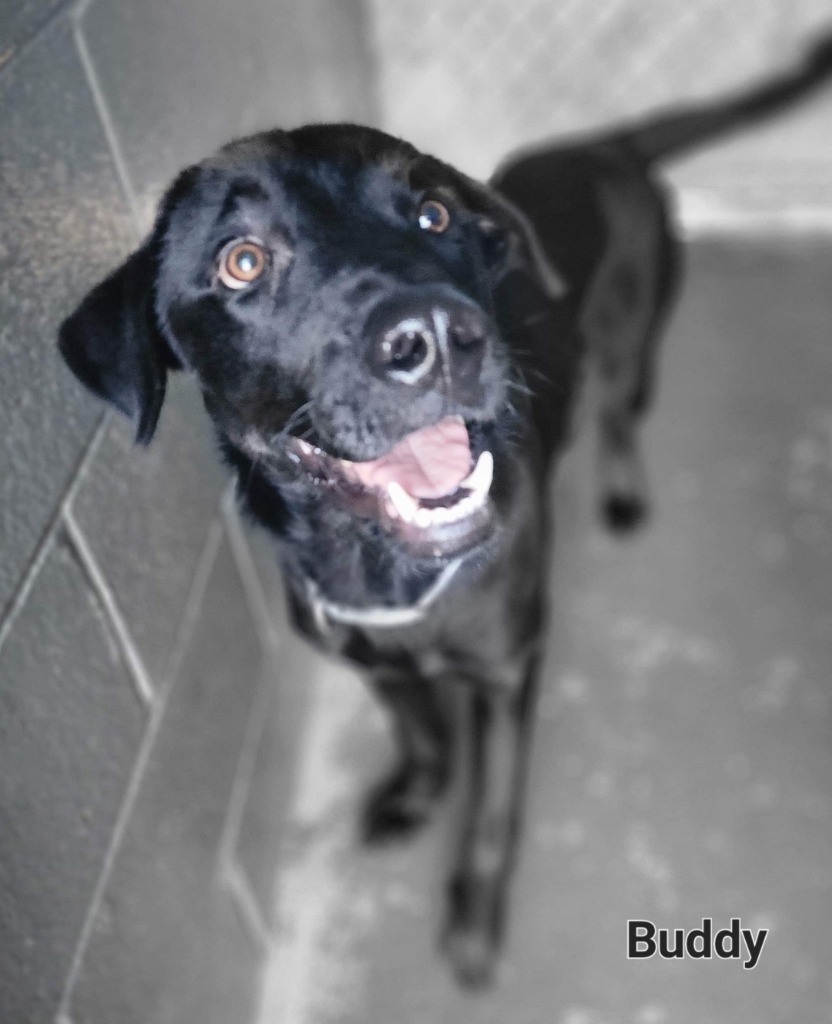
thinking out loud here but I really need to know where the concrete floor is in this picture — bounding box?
[254,236,832,1024]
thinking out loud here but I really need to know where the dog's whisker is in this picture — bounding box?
[281,401,315,437]
[525,366,555,387]
[506,378,534,399]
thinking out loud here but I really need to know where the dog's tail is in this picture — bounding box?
[614,29,832,165]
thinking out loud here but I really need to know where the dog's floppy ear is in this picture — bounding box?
[58,175,192,445]
[409,155,568,301]
[472,188,568,301]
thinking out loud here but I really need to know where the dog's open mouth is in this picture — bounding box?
[286,415,495,555]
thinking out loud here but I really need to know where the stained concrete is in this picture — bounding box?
[255,236,832,1024]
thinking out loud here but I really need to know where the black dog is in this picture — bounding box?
[59,34,832,988]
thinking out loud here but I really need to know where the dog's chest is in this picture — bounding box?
[294,569,526,684]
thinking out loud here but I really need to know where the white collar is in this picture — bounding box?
[304,558,463,633]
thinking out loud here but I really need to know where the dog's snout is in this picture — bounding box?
[368,291,492,392]
[379,318,437,384]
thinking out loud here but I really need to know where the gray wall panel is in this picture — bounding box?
[0,20,135,617]
[68,534,264,1024]
[71,378,228,684]
[0,536,144,1023]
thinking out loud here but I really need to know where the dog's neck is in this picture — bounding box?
[226,448,470,626]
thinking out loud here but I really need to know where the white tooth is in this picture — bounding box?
[451,488,486,521]
[387,482,418,523]
[466,450,493,496]
[444,499,462,522]
[296,438,314,454]
[415,507,433,529]
[458,450,494,495]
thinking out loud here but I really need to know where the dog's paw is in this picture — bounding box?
[601,492,648,534]
[440,872,505,990]
[360,762,446,845]
[598,448,649,535]
[443,925,497,989]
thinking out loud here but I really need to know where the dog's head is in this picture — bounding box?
[60,124,565,563]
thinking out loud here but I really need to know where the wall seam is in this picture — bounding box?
[217,665,274,870]
[0,1,76,80]
[160,511,225,684]
[222,860,270,952]
[71,2,142,231]
[0,416,107,655]
[221,484,283,655]
[63,508,156,708]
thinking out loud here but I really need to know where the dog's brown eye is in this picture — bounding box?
[418,199,450,234]
[218,238,268,289]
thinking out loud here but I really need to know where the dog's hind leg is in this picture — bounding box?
[595,340,654,532]
[581,167,678,533]
[361,673,454,844]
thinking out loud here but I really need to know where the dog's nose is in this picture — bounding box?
[378,317,438,384]
[368,292,491,391]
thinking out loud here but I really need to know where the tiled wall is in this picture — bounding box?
[0,1,376,1021]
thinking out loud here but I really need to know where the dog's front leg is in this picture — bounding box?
[441,655,538,988]
[362,673,453,844]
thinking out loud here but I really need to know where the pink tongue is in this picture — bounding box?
[349,417,472,498]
